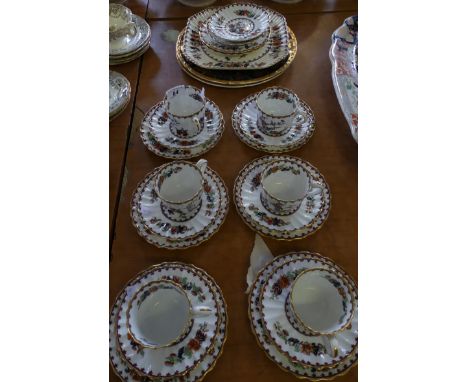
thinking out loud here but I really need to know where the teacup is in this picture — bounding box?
[127,280,212,348]
[290,268,355,335]
[154,159,207,222]
[260,159,324,216]
[255,87,306,136]
[163,85,206,139]
[109,4,137,41]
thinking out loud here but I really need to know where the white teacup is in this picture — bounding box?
[163,85,206,139]
[290,268,355,335]
[260,159,323,216]
[256,87,306,136]
[127,280,212,348]
[154,159,207,222]
[109,4,137,41]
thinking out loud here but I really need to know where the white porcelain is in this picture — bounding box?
[137,165,220,240]
[109,14,151,57]
[256,87,306,136]
[248,251,358,379]
[110,262,227,382]
[207,3,270,43]
[109,4,137,42]
[177,0,217,7]
[163,85,206,138]
[154,159,207,222]
[182,8,289,71]
[233,155,331,240]
[232,94,315,153]
[290,268,354,335]
[116,264,220,378]
[131,165,229,249]
[141,99,224,159]
[109,70,131,119]
[330,16,358,142]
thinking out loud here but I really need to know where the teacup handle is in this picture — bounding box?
[294,110,308,125]
[190,306,213,317]
[192,116,202,132]
[196,159,208,175]
[307,180,325,198]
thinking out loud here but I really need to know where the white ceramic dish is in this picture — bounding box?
[329,16,358,142]
[109,70,131,119]
[182,8,289,70]
[110,14,151,57]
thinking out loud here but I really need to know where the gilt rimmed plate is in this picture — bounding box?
[110,262,227,382]
[131,166,229,249]
[260,257,358,368]
[233,155,331,240]
[207,3,270,43]
[110,14,151,57]
[199,21,269,55]
[232,93,315,153]
[136,167,220,240]
[140,98,224,159]
[182,8,289,70]
[110,41,150,66]
[248,251,358,380]
[116,264,220,378]
[330,15,358,142]
[109,71,131,120]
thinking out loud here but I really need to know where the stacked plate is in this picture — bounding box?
[177,3,294,87]
[232,87,316,153]
[110,262,227,382]
[330,16,358,142]
[140,85,224,159]
[248,251,358,380]
[109,4,151,65]
[233,155,331,240]
[130,159,229,249]
[109,70,131,120]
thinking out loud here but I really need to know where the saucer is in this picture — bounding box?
[116,264,220,378]
[232,93,315,153]
[109,71,131,120]
[207,3,270,43]
[260,256,358,368]
[110,262,227,381]
[136,167,220,240]
[233,155,331,240]
[109,40,150,65]
[140,99,224,159]
[131,166,229,249]
[248,251,358,379]
[110,14,151,57]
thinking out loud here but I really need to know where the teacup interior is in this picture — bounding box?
[292,270,347,333]
[134,283,190,346]
[166,86,204,117]
[257,88,297,117]
[158,164,202,202]
[262,164,309,201]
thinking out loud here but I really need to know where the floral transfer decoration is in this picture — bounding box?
[263,164,301,177]
[273,321,327,356]
[164,322,208,366]
[234,9,256,18]
[250,171,262,191]
[247,203,288,227]
[149,216,194,235]
[136,283,176,308]
[161,275,206,302]
[156,166,183,190]
[271,268,307,297]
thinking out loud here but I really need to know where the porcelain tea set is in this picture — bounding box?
[109,70,131,120]
[110,262,227,382]
[109,4,150,65]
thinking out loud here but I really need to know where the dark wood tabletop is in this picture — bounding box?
[109,1,357,381]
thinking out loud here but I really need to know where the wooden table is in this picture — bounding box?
[110,1,358,381]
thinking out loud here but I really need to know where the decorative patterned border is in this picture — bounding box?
[110,14,151,57]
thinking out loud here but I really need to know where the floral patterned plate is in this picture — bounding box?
[109,71,131,120]
[110,262,227,382]
[207,3,270,43]
[140,100,224,159]
[110,14,151,57]
[182,8,289,70]
[233,155,331,240]
[199,21,269,55]
[260,257,358,368]
[248,251,358,380]
[136,166,220,240]
[116,264,220,378]
[131,166,229,249]
[232,93,315,153]
[329,15,358,142]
